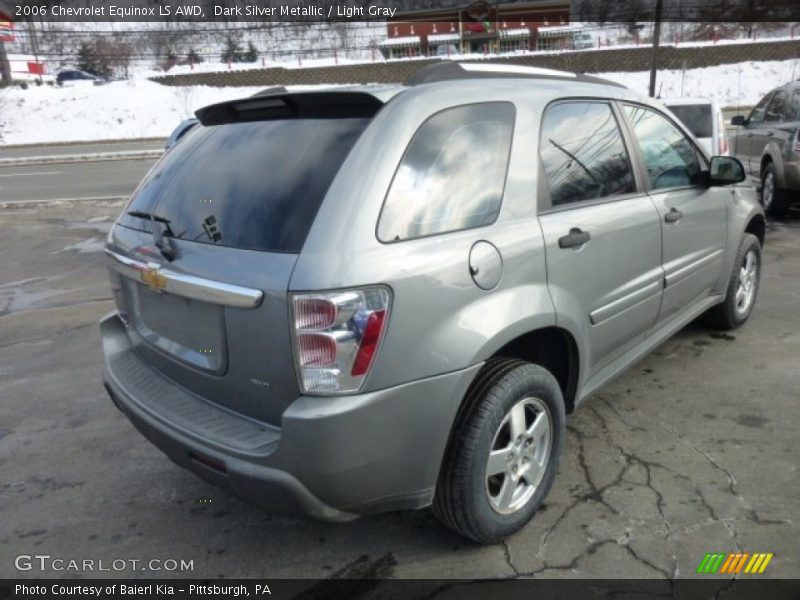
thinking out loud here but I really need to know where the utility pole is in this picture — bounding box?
[0,0,12,85]
[648,0,663,98]
[0,39,10,85]
[27,19,42,84]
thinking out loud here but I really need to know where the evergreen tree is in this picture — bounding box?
[186,48,203,64]
[221,36,242,63]
[243,42,258,63]
[76,42,97,75]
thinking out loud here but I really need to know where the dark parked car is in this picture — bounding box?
[164,118,199,151]
[56,69,108,86]
[730,81,800,215]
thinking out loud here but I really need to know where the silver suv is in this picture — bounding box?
[101,63,765,543]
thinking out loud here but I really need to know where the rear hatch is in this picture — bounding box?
[106,92,381,425]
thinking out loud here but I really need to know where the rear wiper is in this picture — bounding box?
[127,210,176,261]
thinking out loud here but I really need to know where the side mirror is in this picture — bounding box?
[731,115,747,126]
[708,156,747,186]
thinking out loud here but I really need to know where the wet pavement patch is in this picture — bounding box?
[734,414,769,429]
[709,332,736,341]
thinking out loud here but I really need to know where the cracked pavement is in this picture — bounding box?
[1,201,798,580]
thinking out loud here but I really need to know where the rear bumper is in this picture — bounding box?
[101,312,480,521]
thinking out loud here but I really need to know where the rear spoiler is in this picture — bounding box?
[195,91,384,126]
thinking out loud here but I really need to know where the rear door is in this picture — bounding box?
[537,100,663,376]
[107,103,375,425]
[753,89,793,170]
[736,92,772,176]
[620,103,727,324]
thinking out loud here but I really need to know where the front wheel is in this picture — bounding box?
[705,233,761,330]
[761,164,790,217]
[432,359,565,544]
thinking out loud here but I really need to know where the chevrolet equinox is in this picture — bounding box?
[101,62,766,543]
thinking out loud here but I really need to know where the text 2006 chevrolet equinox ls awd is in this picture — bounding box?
[102,63,765,543]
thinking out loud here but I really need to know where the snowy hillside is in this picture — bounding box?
[1,57,799,145]
[597,59,800,106]
[5,21,387,75]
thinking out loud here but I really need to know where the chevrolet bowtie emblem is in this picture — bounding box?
[141,266,167,293]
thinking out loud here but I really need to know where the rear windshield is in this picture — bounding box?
[665,104,713,139]
[118,117,370,253]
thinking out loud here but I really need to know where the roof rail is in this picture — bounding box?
[404,61,626,88]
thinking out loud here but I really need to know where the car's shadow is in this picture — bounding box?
[767,206,800,229]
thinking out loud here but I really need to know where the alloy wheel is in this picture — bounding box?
[762,172,774,210]
[734,249,759,317]
[485,397,552,515]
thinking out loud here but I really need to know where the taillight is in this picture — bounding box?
[718,112,729,155]
[291,287,391,394]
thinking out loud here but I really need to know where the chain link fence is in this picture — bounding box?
[149,38,800,87]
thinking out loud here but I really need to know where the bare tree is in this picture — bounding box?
[0,86,8,142]
[107,35,134,79]
[173,86,196,119]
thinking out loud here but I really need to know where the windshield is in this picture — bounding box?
[118,117,370,253]
[666,104,713,139]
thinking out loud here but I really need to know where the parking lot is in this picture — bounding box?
[1,198,799,580]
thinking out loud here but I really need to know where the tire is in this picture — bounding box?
[761,163,790,217]
[705,233,762,330]
[433,358,566,544]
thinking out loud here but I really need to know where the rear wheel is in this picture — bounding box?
[705,233,761,330]
[761,163,790,217]
[433,359,565,544]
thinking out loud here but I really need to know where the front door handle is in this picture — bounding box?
[664,208,684,224]
[558,227,591,249]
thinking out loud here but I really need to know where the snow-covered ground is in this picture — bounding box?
[597,58,800,106]
[1,57,798,145]
[0,80,265,144]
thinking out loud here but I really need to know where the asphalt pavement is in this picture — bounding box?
[0,140,165,160]
[0,199,798,581]
[0,159,156,204]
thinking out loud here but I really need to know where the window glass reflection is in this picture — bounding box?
[378,103,514,242]
[540,102,635,206]
[624,105,703,190]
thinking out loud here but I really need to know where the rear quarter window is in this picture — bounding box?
[377,102,515,243]
[666,104,713,139]
[119,117,370,253]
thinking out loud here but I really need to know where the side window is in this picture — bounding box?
[623,105,704,190]
[765,90,790,123]
[539,101,636,207]
[377,102,514,242]
[748,93,772,124]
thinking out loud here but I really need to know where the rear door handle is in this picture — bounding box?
[664,208,684,224]
[558,228,591,249]
[766,131,775,137]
